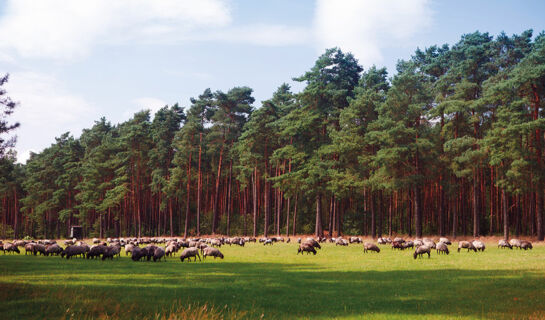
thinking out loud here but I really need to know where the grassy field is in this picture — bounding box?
[1,239,544,319]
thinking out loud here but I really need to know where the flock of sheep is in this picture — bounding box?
[0,236,535,263]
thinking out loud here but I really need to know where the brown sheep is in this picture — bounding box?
[153,247,166,262]
[521,241,533,250]
[436,242,449,255]
[414,245,431,259]
[3,242,20,254]
[458,241,477,253]
[203,247,224,259]
[87,245,107,259]
[304,238,321,249]
[45,244,63,256]
[298,243,317,255]
[498,239,512,249]
[61,245,86,259]
[180,247,201,262]
[363,242,380,253]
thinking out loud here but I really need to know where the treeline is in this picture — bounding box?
[1,30,544,240]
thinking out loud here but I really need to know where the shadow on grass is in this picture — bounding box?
[1,258,544,319]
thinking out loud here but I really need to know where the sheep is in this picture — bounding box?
[286,238,291,243]
[263,239,273,246]
[131,247,146,261]
[497,239,512,249]
[520,240,533,250]
[458,241,477,253]
[180,247,201,262]
[298,243,317,255]
[87,245,107,259]
[92,238,100,244]
[64,239,74,246]
[14,240,26,247]
[61,245,86,259]
[124,243,135,256]
[335,238,349,246]
[304,238,321,249]
[472,240,485,252]
[509,239,522,249]
[32,244,47,256]
[101,246,117,260]
[423,239,436,249]
[153,247,166,262]
[210,239,222,247]
[436,242,449,255]
[275,237,285,242]
[402,241,414,250]
[45,244,63,256]
[413,239,424,247]
[363,242,380,253]
[24,243,36,255]
[392,241,404,250]
[377,237,387,245]
[297,238,302,244]
[393,237,405,243]
[3,242,20,254]
[203,247,224,259]
[143,245,158,261]
[165,244,178,257]
[414,245,431,259]
[439,237,451,245]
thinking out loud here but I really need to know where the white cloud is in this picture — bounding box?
[5,72,97,163]
[204,24,311,46]
[313,0,432,67]
[0,0,232,60]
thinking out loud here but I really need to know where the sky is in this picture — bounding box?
[1,0,544,163]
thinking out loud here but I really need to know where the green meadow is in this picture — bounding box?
[1,241,544,319]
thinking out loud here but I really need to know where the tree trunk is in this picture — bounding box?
[502,189,509,240]
[315,193,323,237]
[292,194,298,236]
[226,161,233,236]
[184,150,192,238]
[252,165,258,237]
[212,144,224,234]
[473,176,480,237]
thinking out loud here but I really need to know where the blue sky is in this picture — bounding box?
[0,0,544,163]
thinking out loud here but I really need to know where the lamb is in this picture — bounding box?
[298,243,317,255]
[61,245,86,259]
[180,247,201,262]
[520,240,533,250]
[472,240,485,252]
[457,241,477,253]
[203,247,224,259]
[45,244,63,256]
[413,245,431,259]
[498,239,512,249]
[436,242,449,255]
[153,247,166,262]
[363,242,380,253]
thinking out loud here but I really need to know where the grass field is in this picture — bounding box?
[1,239,544,319]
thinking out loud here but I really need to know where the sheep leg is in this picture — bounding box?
[427,252,430,259]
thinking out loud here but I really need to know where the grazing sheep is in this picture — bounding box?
[377,237,387,245]
[363,242,380,253]
[304,238,321,249]
[210,239,222,247]
[180,247,201,262]
[297,238,302,244]
[64,240,74,246]
[472,240,485,252]
[393,237,405,243]
[92,238,100,244]
[520,240,533,250]
[413,245,431,259]
[153,247,166,262]
[131,247,146,261]
[335,238,349,246]
[3,243,20,254]
[423,239,436,249]
[45,244,63,256]
[61,245,86,259]
[509,239,522,249]
[32,244,47,256]
[414,239,424,247]
[458,241,477,253]
[165,244,177,257]
[436,242,449,255]
[143,245,157,261]
[14,240,26,247]
[263,239,273,245]
[298,243,317,255]
[439,237,451,245]
[286,238,291,243]
[87,245,107,259]
[498,239,512,249]
[101,246,117,260]
[203,247,224,259]
[392,241,404,250]
[402,241,414,250]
